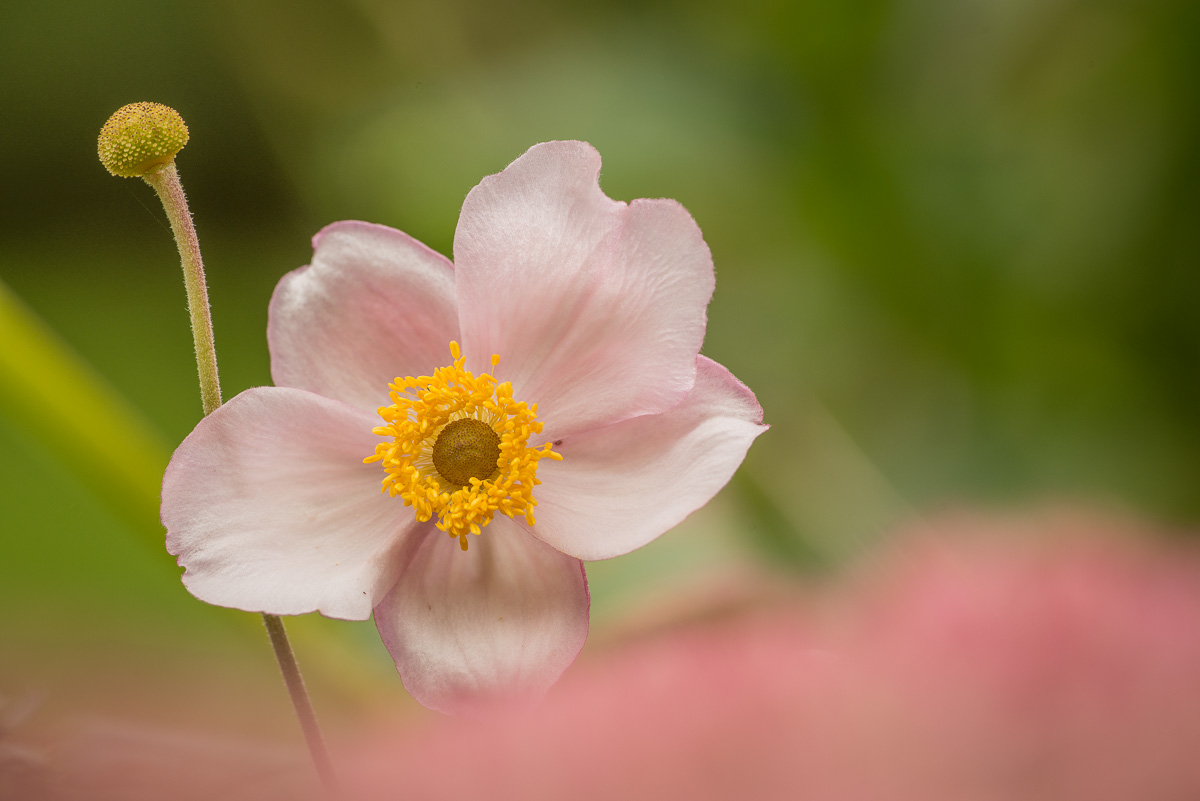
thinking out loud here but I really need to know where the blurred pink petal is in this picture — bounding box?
[820,511,1200,801]
[54,721,317,801]
[348,608,822,801]
[20,511,1200,799]
[343,511,1200,800]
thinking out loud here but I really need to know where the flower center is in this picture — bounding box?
[364,342,561,551]
[432,418,501,486]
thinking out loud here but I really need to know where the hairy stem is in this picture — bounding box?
[143,163,221,416]
[144,163,337,792]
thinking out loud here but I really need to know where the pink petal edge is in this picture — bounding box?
[269,221,461,415]
[162,386,417,620]
[526,356,766,561]
[454,141,714,440]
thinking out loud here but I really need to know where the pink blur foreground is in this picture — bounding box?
[8,510,1200,800]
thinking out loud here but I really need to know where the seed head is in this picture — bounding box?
[97,102,189,178]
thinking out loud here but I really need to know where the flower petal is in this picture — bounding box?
[374,516,590,714]
[269,221,460,414]
[526,356,766,561]
[162,386,415,620]
[454,141,715,439]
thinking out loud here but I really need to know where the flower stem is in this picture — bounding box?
[143,163,221,417]
[263,613,338,790]
[143,163,337,791]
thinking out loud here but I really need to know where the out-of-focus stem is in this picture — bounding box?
[264,614,338,790]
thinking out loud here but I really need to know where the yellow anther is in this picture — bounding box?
[365,342,562,550]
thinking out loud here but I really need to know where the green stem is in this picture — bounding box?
[143,163,337,791]
[143,163,222,417]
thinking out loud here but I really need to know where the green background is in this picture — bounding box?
[2,0,1198,735]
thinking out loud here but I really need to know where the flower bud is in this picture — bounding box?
[97,102,189,178]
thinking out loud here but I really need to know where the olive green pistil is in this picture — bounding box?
[432,418,502,487]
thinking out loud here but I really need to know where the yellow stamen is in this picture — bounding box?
[364,342,562,550]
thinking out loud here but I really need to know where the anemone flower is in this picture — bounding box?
[160,141,766,712]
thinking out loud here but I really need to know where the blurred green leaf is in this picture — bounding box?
[0,278,168,548]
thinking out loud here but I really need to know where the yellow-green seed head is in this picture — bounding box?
[97,102,189,178]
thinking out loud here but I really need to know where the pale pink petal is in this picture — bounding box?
[269,221,460,414]
[163,386,417,620]
[526,357,765,561]
[454,141,714,439]
[374,516,590,714]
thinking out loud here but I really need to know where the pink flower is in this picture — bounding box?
[160,141,766,713]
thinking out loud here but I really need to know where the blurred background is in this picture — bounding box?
[2,0,1200,788]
